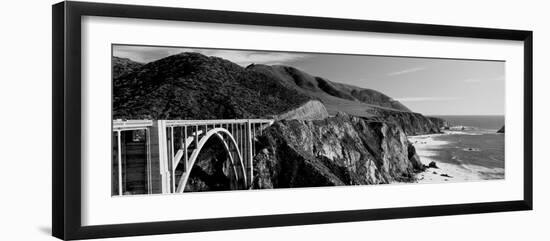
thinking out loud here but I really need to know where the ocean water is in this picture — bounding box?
[431,115,505,132]
[418,115,505,180]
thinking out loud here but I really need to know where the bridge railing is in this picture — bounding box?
[165,119,274,192]
[112,119,274,196]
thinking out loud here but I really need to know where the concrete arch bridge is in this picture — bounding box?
[112,119,273,196]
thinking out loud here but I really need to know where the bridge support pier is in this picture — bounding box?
[150,120,171,194]
[247,120,253,188]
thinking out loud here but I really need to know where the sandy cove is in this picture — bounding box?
[408,133,485,183]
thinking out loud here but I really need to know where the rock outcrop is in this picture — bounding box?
[274,100,329,121]
[252,113,424,188]
[182,137,238,192]
[427,117,449,130]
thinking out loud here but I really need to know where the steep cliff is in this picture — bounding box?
[427,116,449,130]
[365,108,448,136]
[252,113,424,188]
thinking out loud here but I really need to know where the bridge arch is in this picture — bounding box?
[175,128,247,193]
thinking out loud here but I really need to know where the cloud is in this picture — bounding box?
[395,97,459,102]
[463,78,482,83]
[463,75,505,83]
[387,67,426,76]
[183,49,308,66]
[113,45,182,63]
[113,45,308,66]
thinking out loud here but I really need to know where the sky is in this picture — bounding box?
[113,45,505,116]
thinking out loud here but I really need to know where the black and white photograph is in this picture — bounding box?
[111,45,505,196]
[0,0,544,240]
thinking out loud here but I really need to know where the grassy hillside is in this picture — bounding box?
[113,53,311,119]
[247,64,411,118]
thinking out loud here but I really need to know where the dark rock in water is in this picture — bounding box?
[497,126,505,133]
[252,113,424,188]
[462,147,480,152]
[428,161,438,169]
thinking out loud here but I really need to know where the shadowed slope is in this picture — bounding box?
[113,56,144,79]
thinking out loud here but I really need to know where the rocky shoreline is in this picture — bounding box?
[252,112,426,189]
[408,131,504,183]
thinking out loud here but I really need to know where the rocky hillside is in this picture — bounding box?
[252,112,425,188]
[113,53,311,119]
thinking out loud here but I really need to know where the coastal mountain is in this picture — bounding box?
[113,53,446,134]
[113,53,311,119]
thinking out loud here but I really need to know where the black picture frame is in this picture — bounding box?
[52,1,533,240]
